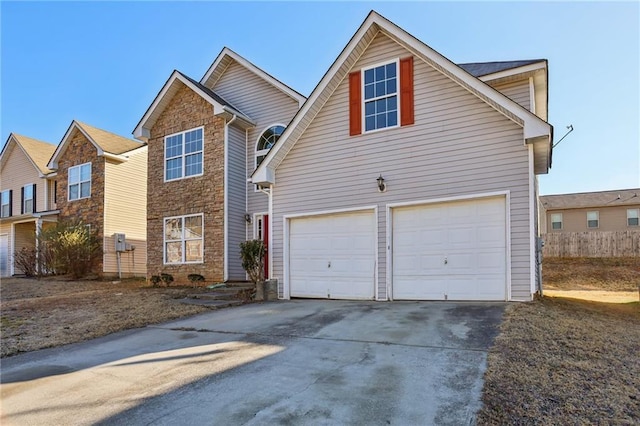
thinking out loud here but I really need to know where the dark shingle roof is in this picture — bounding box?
[177,71,242,112]
[458,59,545,77]
[540,189,640,210]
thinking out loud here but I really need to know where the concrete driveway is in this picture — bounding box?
[1,300,505,425]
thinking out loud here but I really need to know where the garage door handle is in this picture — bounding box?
[444,258,448,265]
[328,261,331,268]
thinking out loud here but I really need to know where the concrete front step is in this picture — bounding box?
[187,291,243,301]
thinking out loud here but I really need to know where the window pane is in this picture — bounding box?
[166,158,182,180]
[365,116,376,132]
[24,200,33,213]
[24,186,33,199]
[587,211,598,221]
[364,69,374,84]
[388,95,397,111]
[165,218,182,240]
[629,217,639,226]
[184,215,202,239]
[1,191,8,204]
[165,241,182,263]
[256,155,266,167]
[588,220,598,228]
[185,240,203,262]
[628,209,639,219]
[185,129,203,154]
[80,164,91,181]
[376,113,387,128]
[387,111,398,127]
[364,83,375,100]
[365,101,375,116]
[387,79,397,95]
[80,182,90,198]
[386,63,396,78]
[185,153,202,176]
[552,222,562,230]
[69,184,79,200]
[165,134,183,158]
[376,98,387,114]
[375,81,386,97]
[374,65,385,81]
[1,205,9,217]
[69,167,79,184]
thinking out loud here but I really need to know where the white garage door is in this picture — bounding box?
[392,197,506,301]
[0,234,8,277]
[289,211,375,300]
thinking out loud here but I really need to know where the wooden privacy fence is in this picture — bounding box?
[542,231,640,257]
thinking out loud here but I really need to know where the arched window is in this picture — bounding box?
[255,125,285,168]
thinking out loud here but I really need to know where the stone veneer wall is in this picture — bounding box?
[56,130,105,273]
[147,83,226,284]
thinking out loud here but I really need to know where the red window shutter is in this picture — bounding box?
[349,71,362,136]
[400,56,414,126]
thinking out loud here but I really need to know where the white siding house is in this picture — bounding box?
[253,11,552,301]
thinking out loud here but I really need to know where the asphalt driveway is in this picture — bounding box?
[1,300,505,425]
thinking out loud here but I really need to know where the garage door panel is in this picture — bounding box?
[289,211,375,300]
[393,197,506,301]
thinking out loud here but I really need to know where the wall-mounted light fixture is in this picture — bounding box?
[377,174,386,192]
[244,213,252,224]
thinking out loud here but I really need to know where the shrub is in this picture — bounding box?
[239,240,265,284]
[188,274,205,287]
[150,275,162,287]
[13,247,38,277]
[160,273,174,287]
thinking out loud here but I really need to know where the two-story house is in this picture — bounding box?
[46,120,148,277]
[134,49,305,284]
[251,11,552,301]
[541,188,640,233]
[0,134,58,276]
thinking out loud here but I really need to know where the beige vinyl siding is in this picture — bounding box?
[103,146,148,276]
[211,61,300,218]
[545,205,640,233]
[227,125,247,280]
[0,144,50,215]
[272,32,533,301]
[490,80,532,112]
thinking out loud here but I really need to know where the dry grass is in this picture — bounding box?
[479,258,640,424]
[478,297,639,425]
[543,257,640,291]
[0,277,216,358]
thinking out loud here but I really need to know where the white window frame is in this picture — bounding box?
[550,213,563,230]
[0,190,10,218]
[627,208,639,227]
[254,124,285,192]
[362,58,400,133]
[68,162,91,201]
[23,184,34,214]
[164,127,204,182]
[587,211,599,229]
[253,213,267,240]
[163,213,204,264]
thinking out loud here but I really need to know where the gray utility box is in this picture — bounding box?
[114,233,126,252]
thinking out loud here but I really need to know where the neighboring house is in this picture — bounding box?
[540,188,640,233]
[134,48,305,284]
[47,121,148,277]
[251,11,553,302]
[0,134,58,277]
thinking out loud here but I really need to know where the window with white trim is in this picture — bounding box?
[0,190,10,218]
[165,127,203,181]
[587,211,599,228]
[68,163,91,201]
[550,213,562,230]
[627,209,639,226]
[23,185,34,214]
[255,125,285,168]
[363,61,398,132]
[164,214,203,264]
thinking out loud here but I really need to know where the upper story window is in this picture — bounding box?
[627,209,639,226]
[165,127,203,181]
[22,184,34,214]
[349,57,413,136]
[68,163,91,201]
[364,61,398,132]
[550,213,562,230]
[164,214,203,264]
[0,190,11,218]
[587,211,599,228]
[255,125,285,168]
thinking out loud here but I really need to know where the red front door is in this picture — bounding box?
[263,214,269,279]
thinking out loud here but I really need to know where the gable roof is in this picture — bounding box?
[459,60,545,78]
[0,133,56,176]
[48,120,145,169]
[252,10,553,185]
[541,188,640,210]
[200,47,306,107]
[133,70,254,142]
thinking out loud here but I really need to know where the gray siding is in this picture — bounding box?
[271,33,533,301]
[490,80,532,111]
[227,125,247,280]
[211,61,300,226]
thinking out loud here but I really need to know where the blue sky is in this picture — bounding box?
[1,1,638,195]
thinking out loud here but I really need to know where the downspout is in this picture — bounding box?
[223,114,238,282]
[258,185,272,279]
